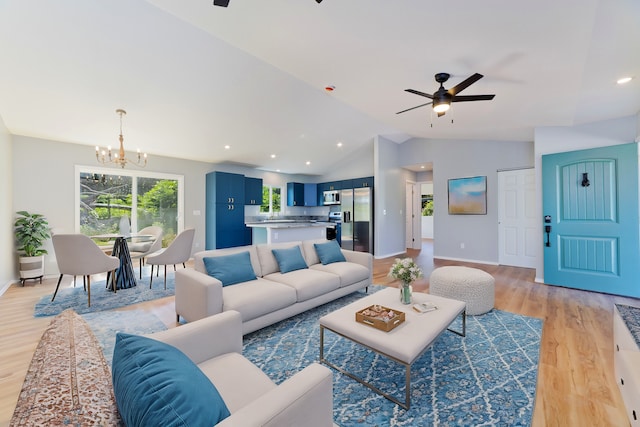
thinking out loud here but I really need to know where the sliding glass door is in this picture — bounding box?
[76,166,184,245]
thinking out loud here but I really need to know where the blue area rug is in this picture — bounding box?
[243,289,542,426]
[83,309,167,366]
[34,272,176,317]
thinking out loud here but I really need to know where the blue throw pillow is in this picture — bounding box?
[112,333,230,427]
[203,251,257,286]
[314,240,347,265]
[272,246,308,273]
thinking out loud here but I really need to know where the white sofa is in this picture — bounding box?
[175,239,373,334]
[149,310,337,426]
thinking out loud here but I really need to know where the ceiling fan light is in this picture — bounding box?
[433,101,450,113]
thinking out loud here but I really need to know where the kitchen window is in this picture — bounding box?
[261,185,281,215]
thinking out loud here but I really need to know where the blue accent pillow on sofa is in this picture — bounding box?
[112,333,230,427]
[314,240,347,265]
[272,246,308,273]
[203,251,257,286]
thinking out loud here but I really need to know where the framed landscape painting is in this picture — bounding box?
[447,176,487,215]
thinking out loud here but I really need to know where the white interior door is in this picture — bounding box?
[498,168,537,268]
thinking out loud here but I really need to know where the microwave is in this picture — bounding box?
[322,190,340,205]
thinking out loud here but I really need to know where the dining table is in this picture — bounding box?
[91,233,153,291]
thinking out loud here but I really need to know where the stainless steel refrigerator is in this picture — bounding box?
[340,187,373,253]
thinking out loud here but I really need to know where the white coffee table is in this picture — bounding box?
[319,287,466,409]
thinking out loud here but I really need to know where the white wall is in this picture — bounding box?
[12,135,213,276]
[10,136,333,278]
[399,138,534,264]
[374,135,415,258]
[0,115,13,291]
[533,114,638,282]
[316,139,374,183]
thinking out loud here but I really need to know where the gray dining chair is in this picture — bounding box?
[51,234,120,307]
[146,228,195,289]
[128,226,163,279]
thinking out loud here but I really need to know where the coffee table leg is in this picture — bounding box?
[447,309,466,337]
[319,326,412,410]
[320,325,325,362]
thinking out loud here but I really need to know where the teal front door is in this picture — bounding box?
[542,142,640,297]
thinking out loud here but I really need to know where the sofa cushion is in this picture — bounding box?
[301,239,329,266]
[222,278,297,321]
[112,333,230,427]
[272,246,308,273]
[310,262,371,287]
[198,352,277,413]
[194,245,262,277]
[265,269,341,302]
[314,240,346,265]
[256,242,302,275]
[203,251,257,286]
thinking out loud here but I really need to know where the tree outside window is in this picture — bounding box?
[422,194,433,216]
[261,185,281,215]
[77,168,183,247]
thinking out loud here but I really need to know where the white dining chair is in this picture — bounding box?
[128,226,163,279]
[146,228,195,289]
[51,234,120,307]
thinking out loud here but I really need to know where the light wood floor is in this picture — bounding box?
[0,240,636,426]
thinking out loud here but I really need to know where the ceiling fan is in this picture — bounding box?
[397,73,495,117]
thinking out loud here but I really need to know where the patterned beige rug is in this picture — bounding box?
[10,309,121,426]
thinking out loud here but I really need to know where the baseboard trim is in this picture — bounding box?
[0,280,14,297]
[374,250,406,260]
[434,256,499,266]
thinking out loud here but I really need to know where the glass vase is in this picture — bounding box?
[400,282,412,305]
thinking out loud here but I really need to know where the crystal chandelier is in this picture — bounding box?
[95,109,147,168]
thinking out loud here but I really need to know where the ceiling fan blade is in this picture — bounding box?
[396,102,433,114]
[447,73,483,96]
[405,89,434,99]
[451,94,495,102]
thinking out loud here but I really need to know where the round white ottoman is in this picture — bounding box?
[429,266,495,315]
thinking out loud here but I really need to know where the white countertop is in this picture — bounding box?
[246,221,334,229]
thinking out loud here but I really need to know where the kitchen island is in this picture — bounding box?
[246,220,334,244]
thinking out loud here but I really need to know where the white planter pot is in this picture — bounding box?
[19,255,45,285]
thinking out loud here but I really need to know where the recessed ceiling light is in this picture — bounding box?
[306,161,311,165]
[337,142,343,148]
[420,165,425,169]
[617,76,633,85]
[270,154,276,158]
[224,145,231,149]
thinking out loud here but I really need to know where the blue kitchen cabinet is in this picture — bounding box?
[214,203,247,249]
[286,182,305,206]
[353,176,374,188]
[207,171,244,204]
[206,171,248,249]
[244,177,263,205]
[304,183,317,206]
[288,182,318,206]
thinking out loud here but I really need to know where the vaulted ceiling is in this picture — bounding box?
[0,0,638,175]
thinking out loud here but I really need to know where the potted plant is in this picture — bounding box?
[14,211,51,285]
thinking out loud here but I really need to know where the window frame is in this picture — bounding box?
[260,184,282,216]
[74,165,185,234]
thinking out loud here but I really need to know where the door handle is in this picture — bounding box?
[545,225,551,247]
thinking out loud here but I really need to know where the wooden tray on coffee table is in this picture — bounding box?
[355,304,405,332]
